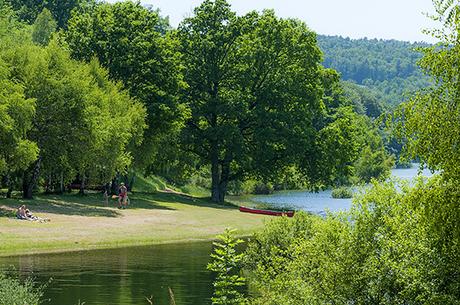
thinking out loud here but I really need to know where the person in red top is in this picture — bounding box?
[118,182,128,209]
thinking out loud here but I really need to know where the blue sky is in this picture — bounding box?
[108,0,438,42]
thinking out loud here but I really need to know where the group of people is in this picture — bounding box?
[16,205,49,222]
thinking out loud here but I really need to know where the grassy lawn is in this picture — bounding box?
[0,192,268,257]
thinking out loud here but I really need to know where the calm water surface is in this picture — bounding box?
[0,242,214,305]
[0,165,434,305]
[248,164,434,214]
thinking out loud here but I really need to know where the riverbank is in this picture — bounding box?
[0,192,267,257]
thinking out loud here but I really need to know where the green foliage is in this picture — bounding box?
[242,3,458,304]
[252,181,274,195]
[65,1,187,169]
[0,9,38,177]
[396,1,460,181]
[318,35,431,106]
[31,8,56,45]
[342,81,386,118]
[6,0,92,28]
[0,272,44,305]
[354,145,394,183]
[177,0,329,202]
[312,105,393,186]
[131,173,168,193]
[245,178,460,304]
[207,229,248,305]
[0,12,146,196]
[331,186,353,198]
[395,158,412,168]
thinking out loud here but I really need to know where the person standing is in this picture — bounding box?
[118,182,128,209]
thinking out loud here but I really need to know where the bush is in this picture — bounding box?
[354,146,394,183]
[253,182,274,195]
[395,159,412,169]
[227,180,274,196]
[0,273,44,305]
[331,186,353,198]
[245,177,460,304]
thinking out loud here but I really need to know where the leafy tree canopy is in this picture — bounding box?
[177,0,330,202]
[31,8,56,46]
[397,0,460,179]
[0,8,146,198]
[6,0,93,28]
[0,4,38,178]
[65,1,187,168]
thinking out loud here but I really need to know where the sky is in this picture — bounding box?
[107,0,439,43]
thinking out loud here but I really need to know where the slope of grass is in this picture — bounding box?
[131,174,168,193]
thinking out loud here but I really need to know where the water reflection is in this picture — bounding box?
[0,242,214,305]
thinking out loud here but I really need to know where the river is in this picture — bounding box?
[245,164,434,215]
[0,165,433,305]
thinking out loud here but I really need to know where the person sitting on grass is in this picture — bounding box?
[16,205,50,222]
[118,182,128,209]
[16,205,28,220]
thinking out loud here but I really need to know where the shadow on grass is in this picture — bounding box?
[0,195,121,218]
[0,191,237,218]
[131,191,237,210]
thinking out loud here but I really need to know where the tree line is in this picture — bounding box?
[318,35,432,107]
[0,0,393,202]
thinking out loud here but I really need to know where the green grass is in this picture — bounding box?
[131,174,168,193]
[174,183,209,197]
[131,173,209,197]
[0,191,267,257]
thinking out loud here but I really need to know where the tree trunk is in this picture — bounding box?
[111,174,119,195]
[5,173,12,199]
[218,162,230,203]
[59,172,64,194]
[22,157,41,199]
[211,142,221,203]
[211,150,231,203]
[79,175,86,195]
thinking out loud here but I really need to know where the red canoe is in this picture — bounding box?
[239,206,295,217]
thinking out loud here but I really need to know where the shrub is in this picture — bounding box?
[227,180,274,196]
[395,159,412,169]
[253,182,274,195]
[208,229,248,305]
[331,186,353,198]
[0,272,44,305]
[245,177,460,304]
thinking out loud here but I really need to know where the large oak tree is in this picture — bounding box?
[178,0,327,202]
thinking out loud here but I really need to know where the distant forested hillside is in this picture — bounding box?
[318,35,431,106]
